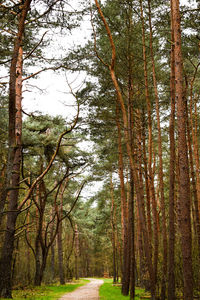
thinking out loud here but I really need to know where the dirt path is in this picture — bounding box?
[58,278,104,300]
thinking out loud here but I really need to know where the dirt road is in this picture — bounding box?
[58,278,104,300]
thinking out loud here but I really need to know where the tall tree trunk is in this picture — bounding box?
[0,165,7,227]
[188,67,200,263]
[189,73,200,219]
[140,0,158,291]
[141,110,152,250]
[94,2,156,298]
[74,224,79,280]
[128,168,135,300]
[193,98,200,216]
[34,234,42,286]
[136,199,145,288]
[0,1,31,297]
[127,50,135,298]
[34,184,45,286]
[168,2,176,299]
[50,208,56,281]
[26,201,31,284]
[57,180,66,285]
[171,1,193,299]
[34,186,43,286]
[0,1,31,228]
[0,46,23,298]
[186,98,200,266]
[137,110,153,292]
[147,1,167,298]
[110,173,117,284]
[115,102,129,293]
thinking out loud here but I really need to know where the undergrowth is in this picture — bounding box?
[1,279,89,300]
[99,278,150,300]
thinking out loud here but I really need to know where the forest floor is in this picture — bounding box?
[58,278,103,300]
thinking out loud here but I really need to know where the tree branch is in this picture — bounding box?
[94,0,116,70]
[18,100,79,211]
[24,31,48,60]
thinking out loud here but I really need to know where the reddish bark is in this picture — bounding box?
[94,1,156,297]
[171,1,193,299]
[147,1,168,298]
[115,102,129,293]
[140,0,158,291]
[0,2,31,297]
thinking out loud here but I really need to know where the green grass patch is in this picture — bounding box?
[99,278,150,300]
[1,279,89,300]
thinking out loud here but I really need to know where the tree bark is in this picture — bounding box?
[141,111,152,250]
[115,102,129,293]
[171,1,193,299]
[188,67,200,263]
[57,182,65,285]
[34,185,43,286]
[94,1,156,298]
[147,1,167,298]
[0,1,31,297]
[168,2,176,298]
[128,168,135,300]
[110,173,117,284]
[0,45,23,297]
[140,0,158,292]
[186,97,200,266]
[50,207,56,281]
[0,165,7,227]
[127,50,135,298]
[74,224,79,280]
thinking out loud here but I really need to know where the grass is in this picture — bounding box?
[99,278,150,300]
[1,279,89,300]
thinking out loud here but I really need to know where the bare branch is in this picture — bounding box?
[25,0,61,25]
[46,168,70,196]
[24,31,48,60]
[22,65,64,81]
[25,227,36,257]
[18,99,80,211]
[63,181,86,219]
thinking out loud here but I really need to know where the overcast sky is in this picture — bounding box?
[22,0,197,120]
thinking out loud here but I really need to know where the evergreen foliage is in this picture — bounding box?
[0,0,200,299]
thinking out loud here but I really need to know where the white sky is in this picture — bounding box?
[0,0,196,199]
[23,0,91,120]
[22,0,196,119]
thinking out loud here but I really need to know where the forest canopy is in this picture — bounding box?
[0,0,200,300]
